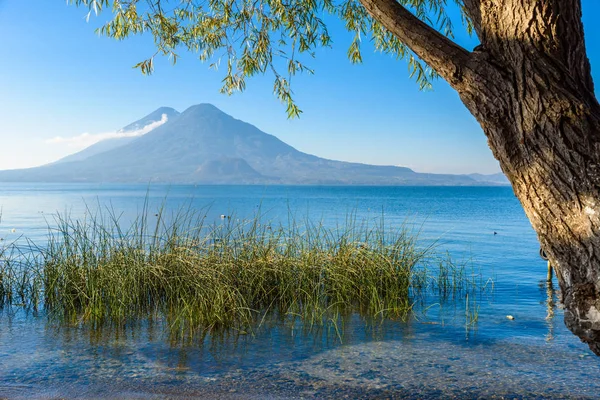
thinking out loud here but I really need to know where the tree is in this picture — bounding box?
[72,0,600,354]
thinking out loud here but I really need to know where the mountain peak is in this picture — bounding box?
[51,106,180,165]
[152,106,179,115]
[120,106,179,133]
[182,103,228,116]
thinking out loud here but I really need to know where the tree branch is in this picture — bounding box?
[358,0,472,88]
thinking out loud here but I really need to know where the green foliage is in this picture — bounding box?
[69,0,470,117]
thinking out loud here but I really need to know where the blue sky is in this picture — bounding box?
[0,1,599,174]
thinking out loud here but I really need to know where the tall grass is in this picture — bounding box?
[0,230,42,311]
[0,206,483,337]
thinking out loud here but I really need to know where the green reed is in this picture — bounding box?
[0,206,484,337]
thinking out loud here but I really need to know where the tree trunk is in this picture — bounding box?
[454,0,600,354]
[459,55,600,354]
[359,0,600,353]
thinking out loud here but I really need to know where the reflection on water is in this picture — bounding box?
[1,307,599,399]
[541,280,558,342]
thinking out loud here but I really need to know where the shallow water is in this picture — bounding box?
[0,184,598,398]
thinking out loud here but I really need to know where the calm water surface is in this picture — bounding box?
[0,184,598,399]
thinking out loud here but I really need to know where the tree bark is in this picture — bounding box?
[359,0,600,354]
[460,53,600,354]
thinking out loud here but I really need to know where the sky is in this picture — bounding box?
[0,1,599,174]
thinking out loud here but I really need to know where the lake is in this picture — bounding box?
[0,183,599,399]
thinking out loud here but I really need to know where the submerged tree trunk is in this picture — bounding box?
[359,0,600,353]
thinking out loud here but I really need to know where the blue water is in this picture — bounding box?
[0,183,598,399]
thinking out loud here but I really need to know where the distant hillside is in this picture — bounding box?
[0,104,504,186]
[467,173,510,185]
[54,107,179,164]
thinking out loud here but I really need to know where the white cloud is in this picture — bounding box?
[45,113,169,149]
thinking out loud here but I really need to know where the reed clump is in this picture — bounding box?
[0,208,481,336]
